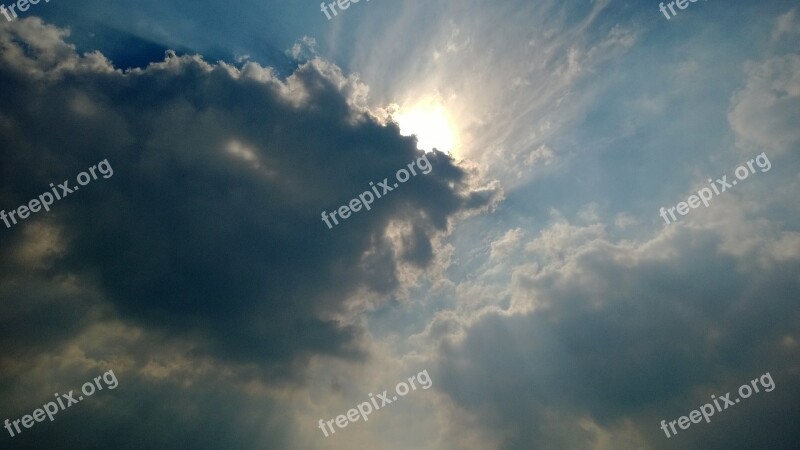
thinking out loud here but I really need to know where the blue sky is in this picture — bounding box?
[1,0,799,449]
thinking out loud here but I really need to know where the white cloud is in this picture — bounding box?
[728,53,800,155]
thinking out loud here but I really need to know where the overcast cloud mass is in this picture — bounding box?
[0,1,798,449]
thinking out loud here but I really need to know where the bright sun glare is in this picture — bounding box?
[394,103,456,154]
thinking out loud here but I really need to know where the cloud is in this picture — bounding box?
[0,320,298,449]
[1,2,797,448]
[0,16,500,447]
[435,215,800,449]
[728,53,800,155]
[772,8,798,41]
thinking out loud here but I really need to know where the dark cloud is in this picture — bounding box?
[0,355,295,450]
[0,17,502,450]
[0,17,495,377]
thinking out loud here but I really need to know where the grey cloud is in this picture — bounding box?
[437,224,800,449]
[0,351,295,449]
[0,17,497,378]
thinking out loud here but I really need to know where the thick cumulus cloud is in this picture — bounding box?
[0,16,497,447]
[435,216,800,449]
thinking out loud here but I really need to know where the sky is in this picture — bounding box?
[0,0,798,449]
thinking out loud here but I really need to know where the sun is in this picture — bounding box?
[394,102,457,154]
